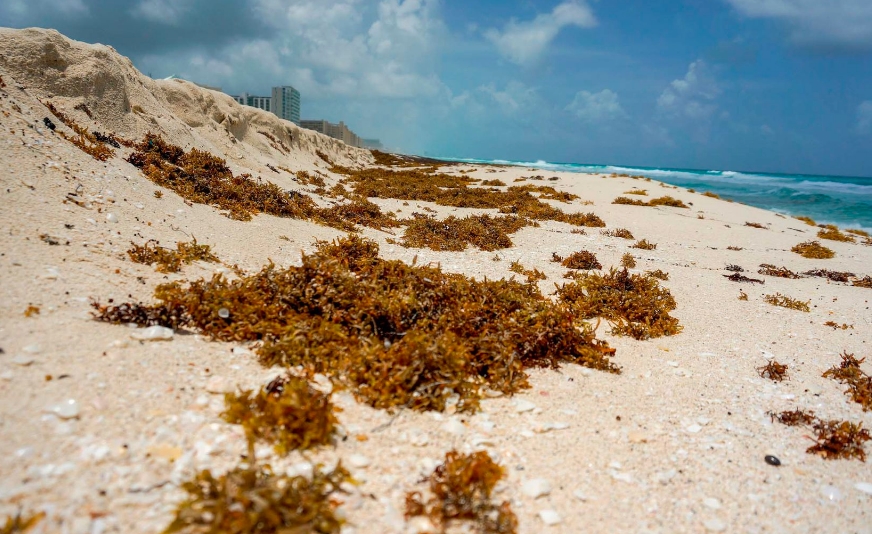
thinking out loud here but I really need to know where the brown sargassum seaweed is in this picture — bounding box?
[1,511,45,534]
[561,251,602,270]
[128,239,219,273]
[401,214,528,251]
[164,463,352,534]
[613,195,689,208]
[93,235,619,413]
[222,375,339,456]
[758,360,789,382]
[792,241,835,259]
[823,352,872,412]
[405,450,517,534]
[556,267,681,340]
[758,264,800,279]
[508,260,547,283]
[770,409,871,461]
[764,293,810,312]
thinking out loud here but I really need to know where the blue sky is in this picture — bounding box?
[2,0,871,176]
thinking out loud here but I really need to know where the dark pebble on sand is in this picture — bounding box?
[765,455,781,466]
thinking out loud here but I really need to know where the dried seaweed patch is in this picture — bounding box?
[508,261,547,283]
[795,216,816,226]
[770,409,816,426]
[758,264,800,279]
[745,222,767,229]
[405,450,517,534]
[601,228,634,239]
[792,241,835,259]
[804,269,854,283]
[43,101,114,161]
[562,251,602,270]
[620,253,636,269]
[853,276,872,289]
[818,227,854,243]
[758,360,789,381]
[764,293,810,312]
[632,239,656,250]
[823,352,872,412]
[401,214,529,251]
[127,239,219,273]
[723,273,764,284]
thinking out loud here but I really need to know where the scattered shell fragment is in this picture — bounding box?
[821,485,842,502]
[703,519,726,532]
[686,424,702,434]
[130,326,174,341]
[855,482,872,495]
[533,422,569,434]
[218,308,230,319]
[47,399,80,419]
[106,213,118,223]
[703,497,722,510]
[538,510,562,526]
[514,399,536,413]
[348,454,371,468]
[12,355,35,366]
[522,478,552,499]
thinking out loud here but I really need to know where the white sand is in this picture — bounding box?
[1,28,871,534]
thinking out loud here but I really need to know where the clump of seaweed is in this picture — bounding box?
[818,227,855,243]
[702,191,720,199]
[738,290,748,301]
[562,251,602,270]
[405,450,517,534]
[164,463,351,533]
[725,264,744,272]
[853,276,872,289]
[127,134,317,222]
[632,239,657,250]
[601,228,634,239]
[556,268,681,340]
[94,235,618,414]
[624,189,647,196]
[621,253,636,269]
[550,252,563,263]
[792,241,834,259]
[824,321,853,330]
[758,360,789,381]
[612,196,647,206]
[295,170,327,188]
[1,511,45,533]
[401,214,529,251]
[222,375,338,455]
[480,179,506,186]
[43,101,114,161]
[317,198,400,232]
[758,264,801,279]
[645,269,668,280]
[648,196,689,208]
[803,269,854,282]
[808,420,871,461]
[508,261,547,283]
[128,239,219,273]
[745,222,767,229]
[795,216,816,226]
[846,228,870,237]
[764,293,810,312]
[727,246,743,251]
[823,352,872,412]
[723,273,764,284]
[770,409,816,426]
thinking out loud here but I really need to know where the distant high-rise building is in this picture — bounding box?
[230,86,300,124]
[272,86,301,125]
[362,138,383,150]
[300,119,363,148]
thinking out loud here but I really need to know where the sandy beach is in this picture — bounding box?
[1,28,871,534]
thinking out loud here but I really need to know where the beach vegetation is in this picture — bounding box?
[43,101,117,161]
[795,216,816,226]
[623,189,647,196]
[128,239,219,273]
[613,196,689,208]
[164,463,351,534]
[401,214,528,251]
[792,241,835,259]
[556,268,681,340]
[480,179,506,186]
[405,450,517,534]
[94,235,619,414]
[723,273,764,284]
[758,360,789,381]
[853,276,872,289]
[702,191,720,199]
[508,261,547,283]
[745,222,767,229]
[601,228,634,239]
[758,264,801,279]
[764,293,810,312]
[823,352,872,412]
[818,227,855,243]
[804,269,854,282]
[561,251,602,270]
[621,253,636,269]
[1,511,45,534]
[612,196,647,206]
[645,269,669,280]
[222,375,338,456]
[846,228,870,237]
[632,239,657,250]
[770,409,816,426]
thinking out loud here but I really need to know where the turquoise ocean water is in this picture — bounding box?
[445,158,872,232]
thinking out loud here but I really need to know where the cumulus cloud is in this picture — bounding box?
[858,101,872,134]
[723,0,872,49]
[484,1,597,65]
[657,60,721,120]
[566,89,627,122]
[478,81,541,115]
[130,0,196,25]
[0,0,88,21]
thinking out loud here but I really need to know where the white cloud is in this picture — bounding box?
[0,0,87,21]
[484,1,597,65]
[723,0,872,49]
[657,60,721,120]
[858,101,872,134]
[131,0,197,25]
[566,89,627,122]
[478,81,541,114]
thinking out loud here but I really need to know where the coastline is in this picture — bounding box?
[1,27,872,534]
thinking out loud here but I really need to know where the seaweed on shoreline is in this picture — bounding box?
[127,239,220,273]
[792,241,835,259]
[94,235,619,414]
[823,352,872,412]
[723,273,764,284]
[758,360,789,381]
[764,293,810,312]
[803,269,854,282]
[758,264,801,279]
[401,213,529,251]
[562,251,602,270]
[601,228,634,239]
[508,261,547,283]
[405,450,517,534]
